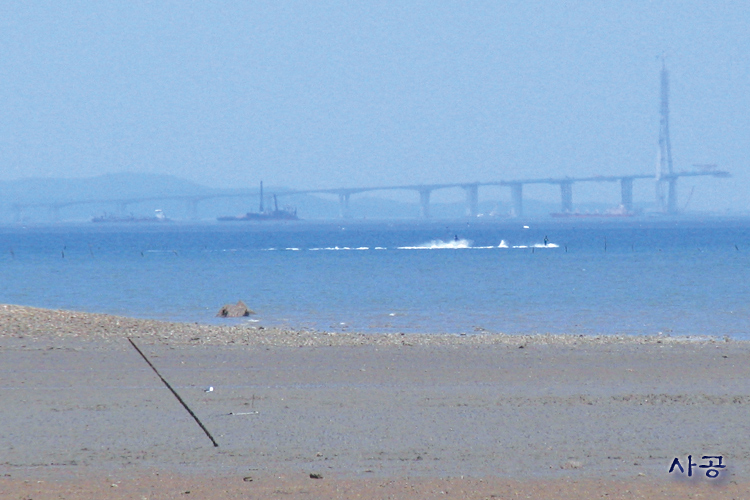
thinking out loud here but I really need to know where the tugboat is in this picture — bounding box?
[218,182,299,222]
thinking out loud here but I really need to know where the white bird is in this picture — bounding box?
[205,386,214,393]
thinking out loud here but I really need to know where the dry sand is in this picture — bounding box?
[1,304,749,499]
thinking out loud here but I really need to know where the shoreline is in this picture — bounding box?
[2,303,749,498]
[0,303,738,347]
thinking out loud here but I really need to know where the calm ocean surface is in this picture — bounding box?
[1,218,749,339]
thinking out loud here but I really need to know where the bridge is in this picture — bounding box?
[277,169,729,218]
[9,169,730,222]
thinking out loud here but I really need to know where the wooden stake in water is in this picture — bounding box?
[128,338,219,447]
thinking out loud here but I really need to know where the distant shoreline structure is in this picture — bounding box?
[92,209,171,223]
[550,205,637,218]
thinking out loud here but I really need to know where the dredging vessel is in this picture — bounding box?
[217,182,299,222]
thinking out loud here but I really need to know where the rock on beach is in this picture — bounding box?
[216,300,255,318]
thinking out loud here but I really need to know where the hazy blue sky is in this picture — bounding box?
[0,1,747,210]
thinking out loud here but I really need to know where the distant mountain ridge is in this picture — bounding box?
[1,172,224,204]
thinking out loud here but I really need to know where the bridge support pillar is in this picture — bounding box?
[464,184,479,217]
[338,193,351,219]
[186,199,199,220]
[667,177,678,214]
[620,178,634,212]
[419,189,431,218]
[510,184,523,217]
[560,181,573,213]
[655,179,665,212]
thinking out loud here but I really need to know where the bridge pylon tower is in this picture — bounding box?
[656,57,676,213]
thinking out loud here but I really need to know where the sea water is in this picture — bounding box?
[1,218,749,339]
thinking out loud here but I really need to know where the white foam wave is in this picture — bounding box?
[511,242,559,249]
[398,238,472,250]
[259,240,555,252]
[308,246,359,251]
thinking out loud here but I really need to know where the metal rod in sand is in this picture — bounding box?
[128,337,219,447]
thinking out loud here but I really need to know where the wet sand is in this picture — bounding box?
[2,304,749,498]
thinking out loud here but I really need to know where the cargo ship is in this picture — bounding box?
[217,182,299,222]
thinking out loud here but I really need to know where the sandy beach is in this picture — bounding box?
[2,304,749,499]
